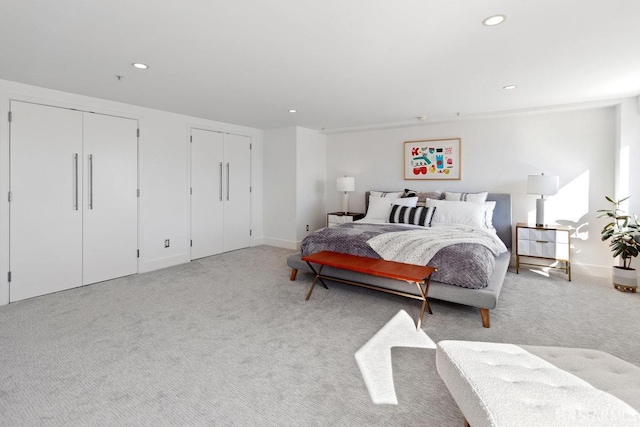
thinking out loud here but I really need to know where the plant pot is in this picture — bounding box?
[613,266,638,293]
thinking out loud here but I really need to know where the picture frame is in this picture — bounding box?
[404,138,461,180]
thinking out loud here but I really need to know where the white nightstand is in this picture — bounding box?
[516,223,571,281]
[327,212,365,227]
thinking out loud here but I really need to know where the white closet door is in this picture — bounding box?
[9,101,83,302]
[191,129,224,259]
[223,134,251,252]
[82,113,138,285]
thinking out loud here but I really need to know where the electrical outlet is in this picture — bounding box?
[164,239,170,248]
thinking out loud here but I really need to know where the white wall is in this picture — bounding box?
[0,78,264,305]
[296,127,327,240]
[616,97,640,216]
[326,106,620,277]
[263,126,327,249]
[263,127,297,247]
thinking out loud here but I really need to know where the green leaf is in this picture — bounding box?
[597,212,616,219]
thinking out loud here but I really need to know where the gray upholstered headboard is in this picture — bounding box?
[486,193,512,249]
[364,191,513,249]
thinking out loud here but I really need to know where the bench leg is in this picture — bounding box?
[304,264,329,301]
[305,262,329,289]
[290,269,298,281]
[479,308,490,328]
[305,277,319,301]
[415,278,433,330]
[416,299,432,331]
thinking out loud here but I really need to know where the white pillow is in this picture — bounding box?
[484,201,496,229]
[369,190,404,198]
[425,199,487,228]
[444,191,488,204]
[365,196,417,221]
[393,196,418,207]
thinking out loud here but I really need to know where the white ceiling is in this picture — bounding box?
[1,0,639,131]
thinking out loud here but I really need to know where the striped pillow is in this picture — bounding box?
[389,205,436,227]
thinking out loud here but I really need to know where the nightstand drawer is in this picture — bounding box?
[328,215,352,226]
[517,228,568,244]
[327,212,365,227]
[517,240,569,260]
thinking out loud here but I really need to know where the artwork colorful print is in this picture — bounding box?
[404,138,461,180]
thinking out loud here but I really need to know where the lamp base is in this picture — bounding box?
[535,197,546,227]
[342,193,350,214]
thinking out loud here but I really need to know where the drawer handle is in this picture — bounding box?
[536,240,549,243]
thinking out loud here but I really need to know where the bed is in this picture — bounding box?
[287,190,512,327]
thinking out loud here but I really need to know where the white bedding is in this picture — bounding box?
[367,224,507,266]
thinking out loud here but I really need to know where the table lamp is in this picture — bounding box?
[337,176,355,214]
[527,173,559,227]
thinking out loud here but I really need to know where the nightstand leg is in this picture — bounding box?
[567,261,571,281]
[516,255,519,274]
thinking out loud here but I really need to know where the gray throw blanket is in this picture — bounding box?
[300,223,499,289]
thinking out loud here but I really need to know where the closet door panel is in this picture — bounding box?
[223,134,251,252]
[82,113,138,285]
[191,129,224,259]
[9,101,83,301]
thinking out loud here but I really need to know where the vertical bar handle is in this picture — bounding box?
[226,162,230,201]
[73,153,79,210]
[219,162,223,201]
[89,154,93,210]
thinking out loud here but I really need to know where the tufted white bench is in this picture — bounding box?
[436,340,640,426]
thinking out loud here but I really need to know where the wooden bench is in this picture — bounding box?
[301,251,437,330]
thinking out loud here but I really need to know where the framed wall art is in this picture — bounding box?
[404,138,461,180]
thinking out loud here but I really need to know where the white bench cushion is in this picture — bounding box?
[436,340,640,426]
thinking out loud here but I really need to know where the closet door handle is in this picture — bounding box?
[73,153,79,210]
[219,162,223,201]
[88,154,93,210]
[226,162,230,201]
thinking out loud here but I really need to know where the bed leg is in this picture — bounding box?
[290,269,298,281]
[479,308,490,328]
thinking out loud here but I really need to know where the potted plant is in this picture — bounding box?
[597,196,640,292]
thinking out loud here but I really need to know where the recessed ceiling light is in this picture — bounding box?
[503,84,518,90]
[288,109,297,113]
[482,15,506,26]
[132,63,149,69]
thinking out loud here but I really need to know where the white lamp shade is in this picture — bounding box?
[527,174,559,196]
[337,176,355,192]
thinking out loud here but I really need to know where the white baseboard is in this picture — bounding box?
[571,263,615,279]
[509,254,620,280]
[139,253,190,273]
[262,237,298,250]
